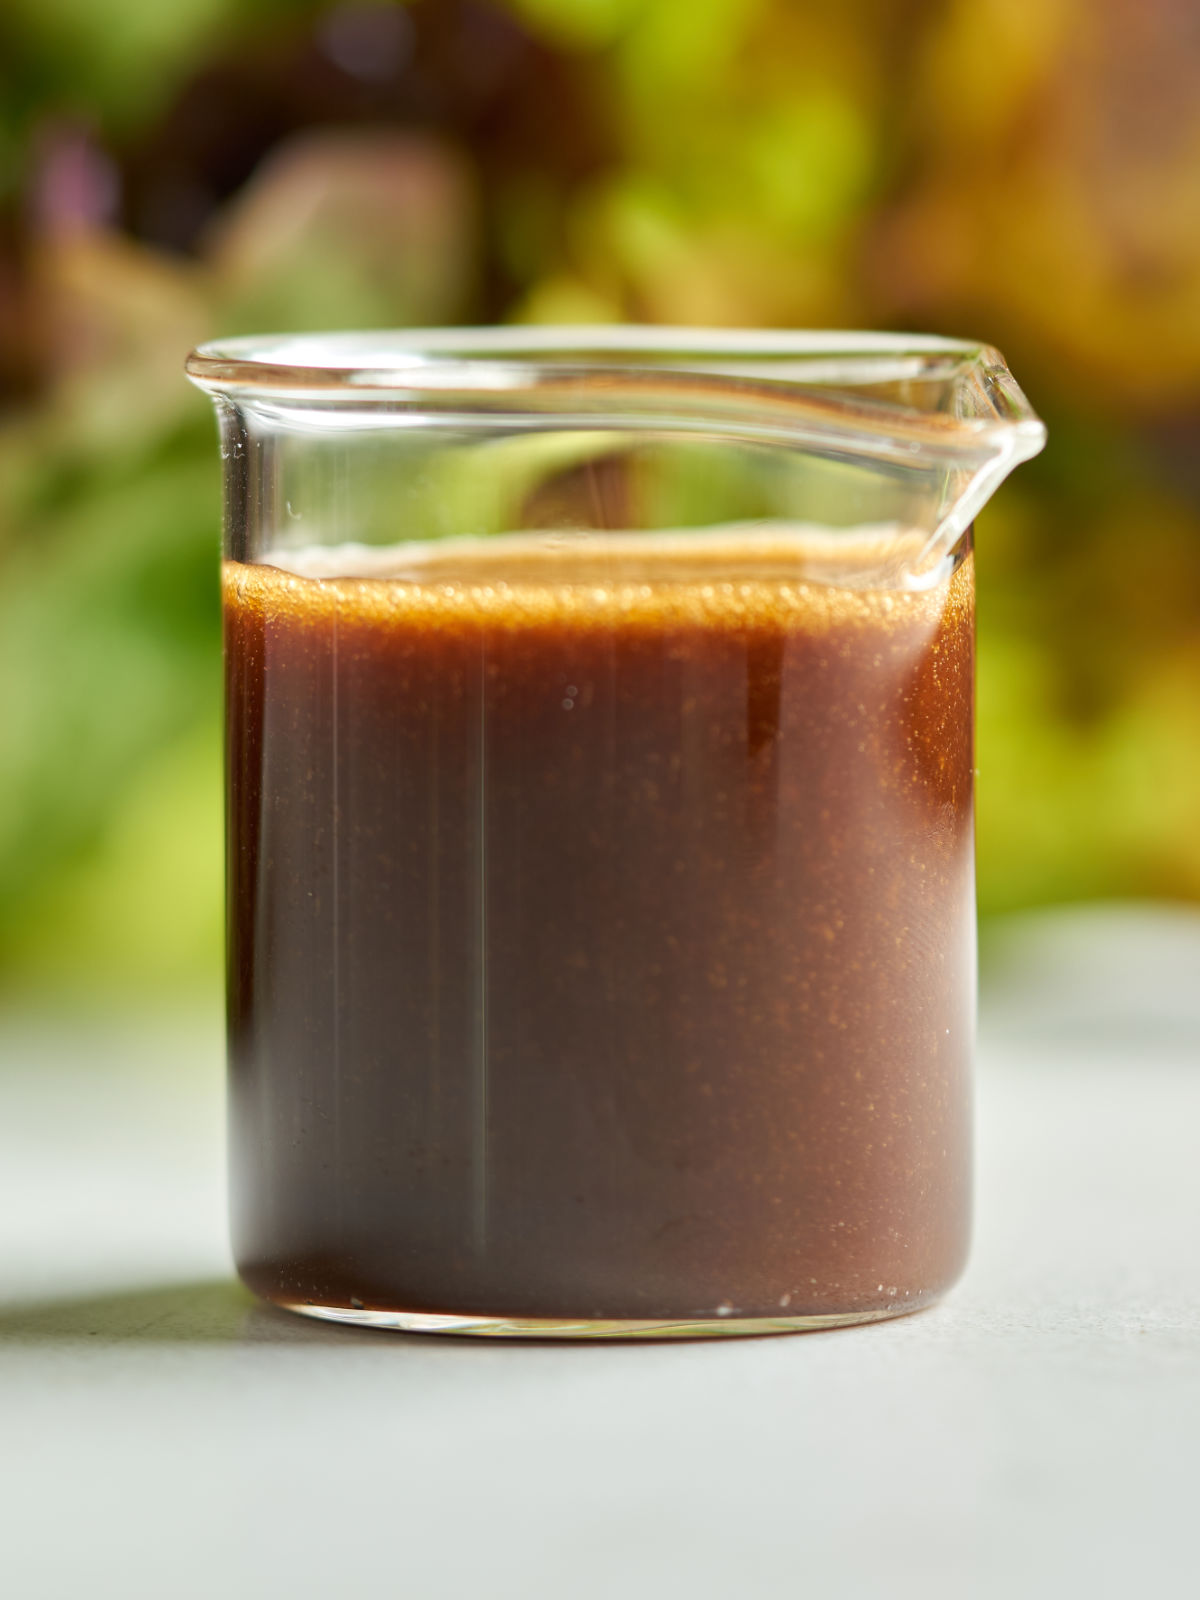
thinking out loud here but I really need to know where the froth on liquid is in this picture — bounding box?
[230,524,967,646]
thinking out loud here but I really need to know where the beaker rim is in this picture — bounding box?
[186,324,1045,467]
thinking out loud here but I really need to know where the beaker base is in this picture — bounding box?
[274,1298,934,1339]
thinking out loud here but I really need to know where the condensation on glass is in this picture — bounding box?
[187,328,1045,1337]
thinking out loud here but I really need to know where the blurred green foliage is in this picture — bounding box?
[1,0,1199,992]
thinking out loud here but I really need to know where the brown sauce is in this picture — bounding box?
[224,531,974,1321]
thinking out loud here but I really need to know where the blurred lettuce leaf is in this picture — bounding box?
[3,0,253,128]
[207,129,477,334]
[10,720,223,991]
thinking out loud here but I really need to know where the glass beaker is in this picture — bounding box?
[187,328,1045,1337]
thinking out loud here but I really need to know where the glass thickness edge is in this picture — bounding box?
[185,325,1046,465]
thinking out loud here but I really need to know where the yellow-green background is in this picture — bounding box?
[2,0,1198,995]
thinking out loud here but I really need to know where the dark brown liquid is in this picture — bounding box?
[224,532,974,1322]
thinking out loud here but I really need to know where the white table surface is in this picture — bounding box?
[2,905,1198,1599]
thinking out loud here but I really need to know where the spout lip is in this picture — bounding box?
[971,342,1048,462]
[186,325,1045,464]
